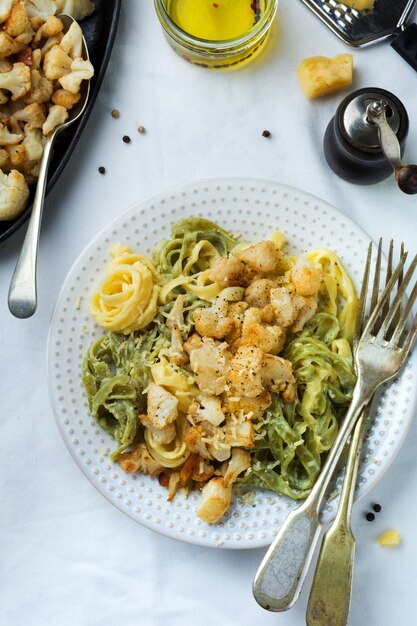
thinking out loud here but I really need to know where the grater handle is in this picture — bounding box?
[391,23,417,73]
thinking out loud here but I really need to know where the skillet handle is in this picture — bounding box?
[391,24,417,72]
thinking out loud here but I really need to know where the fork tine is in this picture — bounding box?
[364,252,408,337]
[400,311,417,361]
[390,242,406,334]
[376,254,417,342]
[380,240,393,321]
[370,239,382,314]
[389,281,417,348]
[353,242,372,351]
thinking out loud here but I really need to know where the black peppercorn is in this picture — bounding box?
[373,503,382,513]
[262,130,271,138]
[123,135,131,143]
[366,512,375,522]
[98,166,106,174]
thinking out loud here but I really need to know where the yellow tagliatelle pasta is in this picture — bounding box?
[90,245,160,334]
[307,248,358,343]
[151,357,199,412]
[145,421,190,468]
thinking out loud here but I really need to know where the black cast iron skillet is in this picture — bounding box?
[0,0,121,244]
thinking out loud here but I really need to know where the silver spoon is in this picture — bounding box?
[8,14,91,319]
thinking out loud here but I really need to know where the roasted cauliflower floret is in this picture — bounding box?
[235,240,279,274]
[197,449,251,523]
[0,62,31,99]
[4,2,34,44]
[59,19,82,58]
[33,14,63,44]
[261,353,295,393]
[0,0,12,24]
[139,414,176,445]
[291,296,317,332]
[0,168,29,220]
[59,56,93,94]
[0,27,27,58]
[13,102,45,128]
[188,396,225,427]
[118,443,163,475]
[23,0,56,19]
[228,346,264,398]
[22,125,44,160]
[244,278,277,309]
[222,388,272,420]
[225,416,254,448]
[290,258,323,297]
[183,332,203,355]
[270,286,297,327]
[270,286,318,332]
[233,307,286,355]
[40,32,63,57]
[224,300,248,344]
[223,448,251,485]
[51,87,79,109]
[146,382,178,429]
[0,120,23,144]
[208,254,253,287]
[42,103,67,134]
[193,298,232,340]
[189,338,229,396]
[184,424,213,460]
[191,458,215,483]
[165,295,188,366]
[197,476,231,524]
[7,142,26,165]
[22,67,53,103]
[185,420,230,463]
[43,43,72,79]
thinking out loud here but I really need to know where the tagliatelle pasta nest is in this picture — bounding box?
[90,244,160,334]
[82,217,358,524]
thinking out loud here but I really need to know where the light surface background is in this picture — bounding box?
[1,1,416,625]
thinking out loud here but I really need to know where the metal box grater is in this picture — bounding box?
[299,0,417,67]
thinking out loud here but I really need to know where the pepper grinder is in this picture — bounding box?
[324,87,417,195]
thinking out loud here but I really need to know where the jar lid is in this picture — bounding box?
[339,88,404,151]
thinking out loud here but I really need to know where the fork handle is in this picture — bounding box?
[8,134,54,319]
[253,382,372,612]
[306,410,368,626]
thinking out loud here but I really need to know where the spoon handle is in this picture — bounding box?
[8,135,55,319]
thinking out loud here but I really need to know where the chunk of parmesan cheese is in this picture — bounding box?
[297,54,353,99]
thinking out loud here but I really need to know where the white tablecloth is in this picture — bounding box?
[1,2,417,625]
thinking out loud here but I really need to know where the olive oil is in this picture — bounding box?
[155,0,277,70]
[166,0,264,41]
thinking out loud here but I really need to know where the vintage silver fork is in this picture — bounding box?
[253,244,417,613]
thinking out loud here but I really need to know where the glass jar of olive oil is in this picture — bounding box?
[154,0,278,70]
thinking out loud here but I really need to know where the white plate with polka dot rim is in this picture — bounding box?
[47,178,417,549]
